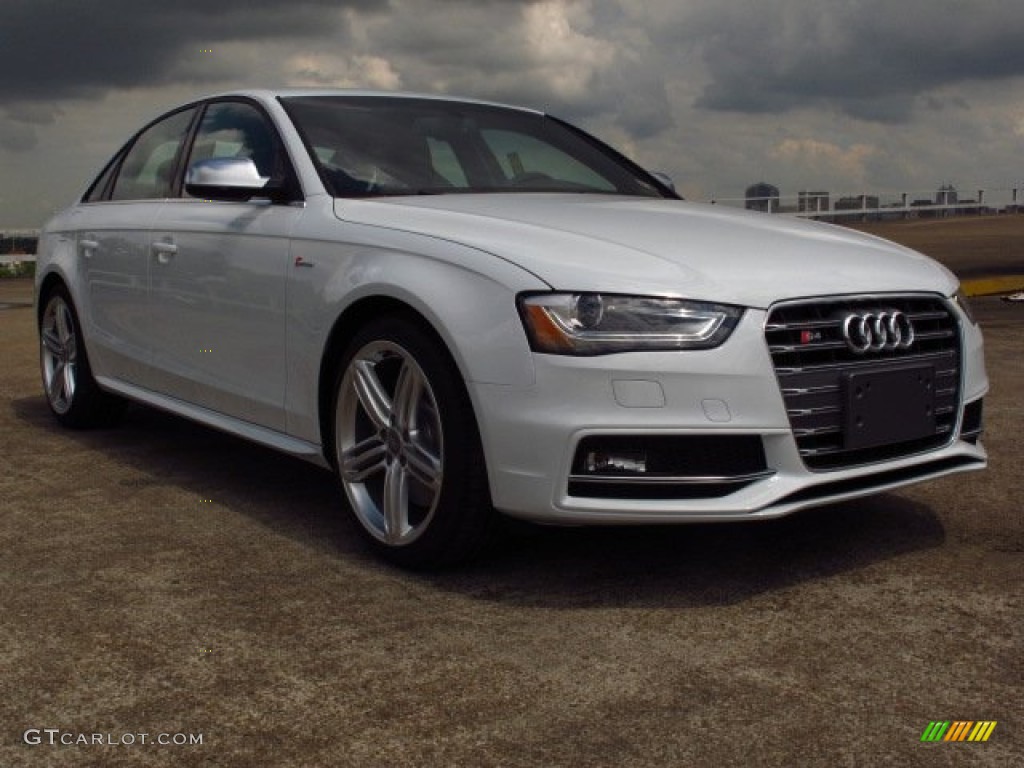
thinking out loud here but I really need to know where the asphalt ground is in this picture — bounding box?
[0,269,1021,767]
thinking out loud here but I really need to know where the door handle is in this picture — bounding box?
[80,235,99,257]
[152,239,178,264]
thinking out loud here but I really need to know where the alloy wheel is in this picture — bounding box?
[335,340,445,546]
[40,295,78,415]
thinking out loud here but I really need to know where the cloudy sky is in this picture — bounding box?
[2,0,1023,227]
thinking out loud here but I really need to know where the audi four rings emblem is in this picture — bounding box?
[841,310,915,354]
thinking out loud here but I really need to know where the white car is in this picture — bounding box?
[35,90,988,566]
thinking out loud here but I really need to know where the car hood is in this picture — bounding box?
[333,194,957,308]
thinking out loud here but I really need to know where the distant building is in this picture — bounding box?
[835,195,880,211]
[910,199,936,219]
[0,231,39,255]
[798,190,830,214]
[745,182,780,213]
[835,195,881,221]
[936,184,958,207]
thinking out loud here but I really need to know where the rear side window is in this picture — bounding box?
[82,153,122,203]
[109,108,196,201]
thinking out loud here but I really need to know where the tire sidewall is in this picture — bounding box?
[331,315,491,567]
[39,285,122,428]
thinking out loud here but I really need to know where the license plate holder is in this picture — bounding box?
[843,365,937,450]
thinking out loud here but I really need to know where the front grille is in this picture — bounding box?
[765,295,962,470]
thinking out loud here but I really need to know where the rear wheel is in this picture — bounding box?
[332,316,494,568]
[39,287,125,428]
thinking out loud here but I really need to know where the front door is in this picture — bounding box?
[147,100,303,431]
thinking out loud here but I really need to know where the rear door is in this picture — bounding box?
[74,106,197,387]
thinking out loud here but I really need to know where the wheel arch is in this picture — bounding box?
[36,269,127,428]
[316,295,474,469]
[36,270,70,323]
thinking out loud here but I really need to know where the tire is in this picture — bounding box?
[39,286,125,428]
[332,315,495,568]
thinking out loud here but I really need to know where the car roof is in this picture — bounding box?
[204,88,544,115]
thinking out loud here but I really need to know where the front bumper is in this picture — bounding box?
[470,305,988,524]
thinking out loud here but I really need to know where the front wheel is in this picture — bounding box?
[332,316,495,568]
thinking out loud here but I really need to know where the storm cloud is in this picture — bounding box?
[674,0,1024,122]
[3,1,1022,119]
[0,0,379,101]
[1,0,1022,227]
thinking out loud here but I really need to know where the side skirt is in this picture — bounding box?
[96,376,331,469]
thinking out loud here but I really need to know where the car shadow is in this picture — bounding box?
[13,395,946,610]
[11,394,361,556]
[435,495,944,609]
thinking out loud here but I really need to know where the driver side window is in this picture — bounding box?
[184,101,291,198]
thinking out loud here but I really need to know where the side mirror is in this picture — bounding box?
[185,157,279,202]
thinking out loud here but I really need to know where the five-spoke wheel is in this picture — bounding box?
[337,340,444,547]
[333,317,493,567]
[38,287,124,428]
[40,293,78,415]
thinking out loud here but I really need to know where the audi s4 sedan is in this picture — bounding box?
[35,89,988,567]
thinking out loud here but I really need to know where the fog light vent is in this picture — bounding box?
[568,435,773,500]
[585,450,647,474]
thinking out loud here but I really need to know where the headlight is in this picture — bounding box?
[953,290,978,325]
[517,293,744,355]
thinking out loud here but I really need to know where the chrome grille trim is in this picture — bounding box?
[773,349,956,375]
[567,470,776,486]
[764,294,963,471]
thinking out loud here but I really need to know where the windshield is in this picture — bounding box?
[279,96,670,199]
